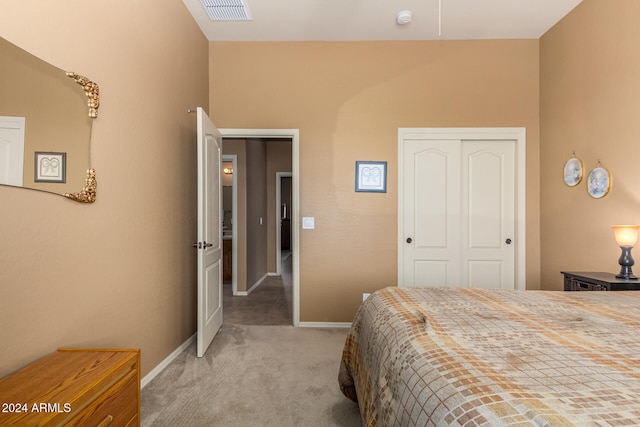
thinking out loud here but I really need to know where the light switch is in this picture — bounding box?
[302,217,315,229]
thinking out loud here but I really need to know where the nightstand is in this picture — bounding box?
[561,271,640,291]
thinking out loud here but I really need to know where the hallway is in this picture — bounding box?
[222,251,292,325]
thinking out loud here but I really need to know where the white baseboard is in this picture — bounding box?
[234,273,268,297]
[247,273,268,294]
[141,333,196,389]
[299,321,352,328]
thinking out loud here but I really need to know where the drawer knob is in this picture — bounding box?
[96,415,113,427]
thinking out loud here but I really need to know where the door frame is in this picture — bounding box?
[222,154,238,295]
[219,128,300,326]
[398,127,527,290]
[275,171,292,275]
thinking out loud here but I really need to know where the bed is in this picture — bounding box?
[339,286,640,426]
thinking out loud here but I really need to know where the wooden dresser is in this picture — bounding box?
[0,348,140,426]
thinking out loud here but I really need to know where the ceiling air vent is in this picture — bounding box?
[200,0,253,21]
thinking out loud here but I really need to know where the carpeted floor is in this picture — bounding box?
[141,253,362,426]
[223,251,293,326]
[140,325,361,426]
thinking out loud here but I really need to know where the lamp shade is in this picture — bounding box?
[612,225,640,247]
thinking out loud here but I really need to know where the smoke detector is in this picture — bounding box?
[200,0,253,21]
[396,10,412,25]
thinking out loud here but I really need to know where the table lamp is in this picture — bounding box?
[612,225,640,280]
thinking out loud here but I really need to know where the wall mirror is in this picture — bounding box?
[0,36,99,203]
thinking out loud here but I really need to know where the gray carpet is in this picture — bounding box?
[140,324,362,426]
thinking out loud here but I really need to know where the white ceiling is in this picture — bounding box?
[183,0,583,42]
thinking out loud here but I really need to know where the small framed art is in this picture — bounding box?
[563,157,583,187]
[587,165,611,199]
[34,151,66,183]
[355,161,387,193]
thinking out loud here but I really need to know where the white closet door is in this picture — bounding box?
[399,130,518,290]
[461,140,515,289]
[402,139,461,287]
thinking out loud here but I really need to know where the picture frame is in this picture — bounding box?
[587,166,611,199]
[563,157,583,187]
[34,151,66,183]
[355,161,387,193]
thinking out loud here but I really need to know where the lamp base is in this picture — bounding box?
[617,246,638,280]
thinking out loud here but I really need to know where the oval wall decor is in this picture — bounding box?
[587,166,611,199]
[563,157,583,187]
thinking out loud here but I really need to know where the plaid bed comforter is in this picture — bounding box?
[339,287,640,426]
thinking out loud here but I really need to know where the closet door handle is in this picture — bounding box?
[505,238,512,245]
[406,237,412,244]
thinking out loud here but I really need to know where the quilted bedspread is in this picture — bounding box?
[339,287,640,426]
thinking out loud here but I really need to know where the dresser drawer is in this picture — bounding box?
[66,368,138,427]
[561,272,640,291]
[0,349,140,427]
[565,277,607,291]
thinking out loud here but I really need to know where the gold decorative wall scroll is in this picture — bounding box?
[64,73,99,202]
[66,72,100,118]
[64,169,97,203]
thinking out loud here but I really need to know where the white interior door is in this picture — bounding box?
[196,107,223,358]
[399,128,523,290]
[0,116,25,186]
[461,141,515,288]
[401,139,461,286]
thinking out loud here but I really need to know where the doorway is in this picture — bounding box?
[276,172,292,275]
[220,128,300,326]
[221,155,237,294]
[398,128,526,290]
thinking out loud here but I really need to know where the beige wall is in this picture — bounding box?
[540,0,640,289]
[0,0,208,377]
[210,40,541,322]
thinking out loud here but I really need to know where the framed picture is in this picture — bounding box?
[34,151,66,183]
[355,161,387,193]
[563,157,583,187]
[587,166,611,199]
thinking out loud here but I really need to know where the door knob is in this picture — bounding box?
[505,238,512,244]
[192,242,213,249]
[406,237,412,244]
